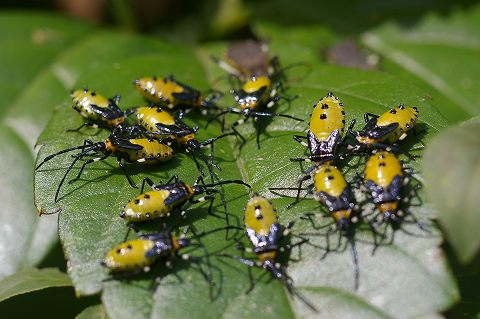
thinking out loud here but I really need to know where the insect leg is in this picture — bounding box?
[117,158,138,188]
[68,154,109,184]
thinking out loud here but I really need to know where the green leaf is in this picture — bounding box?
[0,13,93,280]
[2,11,195,281]
[0,268,71,302]
[76,305,107,319]
[34,22,458,318]
[361,4,480,123]
[423,117,480,263]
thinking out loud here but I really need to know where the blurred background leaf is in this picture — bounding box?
[0,268,71,302]
[423,117,480,262]
[362,5,480,123]
[0,12,92,281]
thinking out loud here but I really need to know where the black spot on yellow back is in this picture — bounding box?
[320,114,327,120]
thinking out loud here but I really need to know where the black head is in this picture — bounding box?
[263,260,283,279]
[383,210,401,224]
[177,237,191,248]
[337,217,351,232]
[186,139,201,151]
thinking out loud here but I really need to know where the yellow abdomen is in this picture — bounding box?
[102,239,156,272]
[376,106,419,143]
[364,151,402,187]
[71,89,109,109]
[128,139,174,163]
[309,93,345,141]
[313,164,348,197]
[242,76,271,94]
[134,77,184,105]
[136,106,176,132]
[121,190,173,221]
[244,196,277,236]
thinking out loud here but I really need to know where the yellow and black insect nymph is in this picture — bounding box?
[209,40,302,149]
[133,74,222,119]
[291,92,354,164]
[102,224,233,298]
[364,151,405,224]
[68,88,129,131]
[349,105,419,154]
[270,164,360,289]
[102,226,192,274]
[119,175,251,228]
[207,75,303,149]
[363,150,427,247]
[35,130,174,202]
[129,105,237,179]
[216,195,317,311]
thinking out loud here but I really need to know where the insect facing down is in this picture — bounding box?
[35,134,174,202]
[312,164,355,227]
[244,196,282,273]
[216,195,317,311]
[69,88,127,131]
[207,76,302,149]
[364,150,404,223]
[269,164,360,289]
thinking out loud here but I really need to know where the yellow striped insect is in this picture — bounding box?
[35,132,174,202]
[102,228,190,273]
[291,92,354,164]
[119,175,251,227]
[133,75,221,118]
[207,75,302,149]
[363,150,428,249]
[350,105,419,154]
[102,224,233,299]
[210,41,302,149]
[216,195,317,311]
[364,151,404,223]
[69,88,128,131]
[131,105,237,178]
[270,164,360,289]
